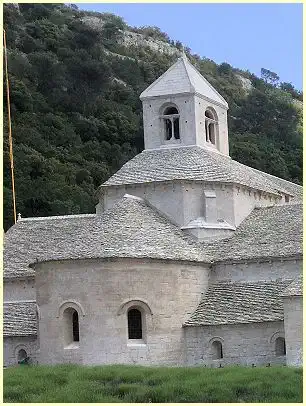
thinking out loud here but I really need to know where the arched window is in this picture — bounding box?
[275,337,286,356]
[63,307,80,346]
[17,349,27,363]
[212,340,223,360]
[205,108,218,145]
[161,106,180,141]
[128,308,142,339]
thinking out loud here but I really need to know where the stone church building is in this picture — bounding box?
[4,55,302,367]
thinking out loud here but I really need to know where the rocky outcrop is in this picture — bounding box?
[82,15,180,57]
[235,74,253,92]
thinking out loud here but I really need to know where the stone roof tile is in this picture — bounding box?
[4,302,37,336]
[184,280,293,326]
[102,146,302,200]
[210,204,302,262]
[281,276,302,297]
[4,199,302,278]
[4,195,212,278]
[140,55,228,108]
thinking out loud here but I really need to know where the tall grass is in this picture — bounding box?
[4,364,303,403]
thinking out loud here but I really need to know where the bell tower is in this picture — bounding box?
[140,54,229,156]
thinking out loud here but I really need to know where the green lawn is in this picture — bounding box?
[3,364,303,403]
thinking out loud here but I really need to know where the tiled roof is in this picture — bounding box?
[4,195,212,278]
[102,146,302,199]
[184,280,293,326]
[4,302,37,336]
[281,276,302,297]
[140,55,228,108]
[4,198,302,278]
[209,204,302,262]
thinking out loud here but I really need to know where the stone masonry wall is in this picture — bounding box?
[35,258,210,366]
[283,296,303,366]
[212,259,301,283]
[142,95,196,150]
[4,278,36,302]
[184,321,286,367]
[99,181,280,235]
[101,182,185,226]
[4,336,39,367]
[101,181,236,228]
[232,186,279,227]
[194,94,228,155]
[100,181,245,230]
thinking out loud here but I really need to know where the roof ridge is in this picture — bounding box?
[19,213,96,222]
[4,300,36,304]
[139,57,185,99]
[254,203,302,212]
[250,165,303,189]
[181,56,195,93]
[210,279,293,286]
[184,57,228,106]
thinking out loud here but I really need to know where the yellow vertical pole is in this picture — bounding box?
[3,28,17,224]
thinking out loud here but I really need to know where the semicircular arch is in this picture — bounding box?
[117,299,153,316]
[57,300,86,318]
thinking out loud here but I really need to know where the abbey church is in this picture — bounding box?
[4,55,302,367]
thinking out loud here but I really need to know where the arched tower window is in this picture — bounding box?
[161,106,180,141]
[63,307,80,346]
[205,108,218,145]
[128,308,142,339]
[275,337,286,356]
[212,340,223,360]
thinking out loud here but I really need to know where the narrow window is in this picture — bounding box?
[165,118,172,140]
[72,310,79,342]
[275,337,286,356]
[63,307,80,346]
[128,308,142,339]
[161,106,180,141]
[205,109,218,145]
[212,340,223,360]
[173,116,180,139]
[208,122,215,144]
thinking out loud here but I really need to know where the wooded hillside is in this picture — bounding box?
[4,3,302,230]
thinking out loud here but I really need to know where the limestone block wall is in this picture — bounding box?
[194,95,228,155]
[182,183,235,226]
[99,181,280,236]
[184,321,286,367]
[4,277,36,302]
[232,186,281,227]
[35,258,210,366]
[100,181,237,230]
[142,93,229,154]
[4,336,39,366]
[142,95,196,150]
[101,182,184,226]
[283,296,303,366]
[212,259,302,283]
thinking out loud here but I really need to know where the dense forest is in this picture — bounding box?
[3,3,302,230]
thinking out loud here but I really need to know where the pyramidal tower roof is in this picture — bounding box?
[140,53,228,108]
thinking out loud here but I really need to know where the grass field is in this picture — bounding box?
[3,364,303,403]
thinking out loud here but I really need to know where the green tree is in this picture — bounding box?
[261,67,279,86]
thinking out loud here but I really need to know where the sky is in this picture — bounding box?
[77,3,303,90]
